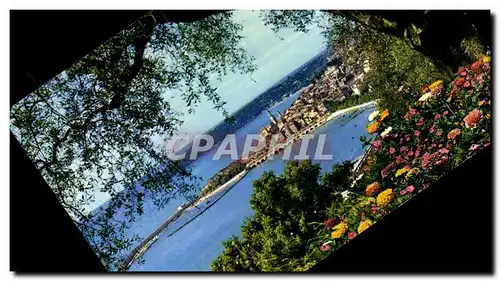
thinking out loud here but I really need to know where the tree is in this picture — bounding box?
[213,160,358,272]
[10,11,256,270]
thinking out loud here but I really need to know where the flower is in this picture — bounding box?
[367,121,381,134]
[435,113,441,120]
[380,127,392,137]
[456,77,466,86]
[368,110,380,121]
[464,109,483,128]
[407,150,414,157]
[414,130,421,137]
[486,113,491,119]
[436,129,443,137]
[389,147,396,154]
[405,168,420,180]
[371,140,381,149]
[482,56,491,63]
[409,107,417,116]
[395,166,410,177]
[348,232,357,240]
[331,221,348,239]
[416,118,425,127]
[469,144,481,152]
[366,182,381,196]
[320,241,332,251]
[371,206,379,214]
[478,100,486,106]
[464,81,471,88]
[447,128,461,140]
[378,109,389,122]
[376,189,394,207]
[324,218,336,230]
[419,92,433,102]
[429,80,443,89]
[395,155,404,164]
[357,220,373,234]
[400,185,416,196]
[443,111,449,116]
[471,61,483,73]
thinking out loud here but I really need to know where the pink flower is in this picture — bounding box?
[320,242,332,251]
[371,206,379,214]
[409,108,417,116]
[432,143,437,148]
[469,144,481,152]
[405,135,411,142]
[429,125,437,134]
[415,149,421,157]
[395,155,404,164]
[406,185,415,194]
[400,189,409,196]
[400,146,407,153]
[435,113,441,120]
[407,150,414,157]
[416,118,425,127]
[399,138,404,145]
[414,130,421,137]
[389,147,396,154]
[371,140,381,148]
[436,129,443,137]
[443,111,449,116]
[348,232,357,240]
[403,113,409,121]
[464,81,471,88]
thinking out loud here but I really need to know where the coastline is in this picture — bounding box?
[189,170,249,210]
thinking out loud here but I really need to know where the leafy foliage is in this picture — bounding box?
[10,11,256,270]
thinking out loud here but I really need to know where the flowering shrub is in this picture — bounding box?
[316,56,491,255]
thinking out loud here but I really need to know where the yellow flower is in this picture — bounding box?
[357,220,373,234]
[478,100,486,106]
[378,109,389,122]
[486,113,491,119]
[395,167,410,177]
[380,126,392,137]
[419,92,433,102]
[331,221,348,239]
[429,80,443,91]
[482,56,491,63]
[367,121,381,134]
[376,189,394,207]
[368,110,380,121]
[405,168,420,180]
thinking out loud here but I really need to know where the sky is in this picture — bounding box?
[163,10,327,138]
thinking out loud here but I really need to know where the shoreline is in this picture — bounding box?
[188,170,249,210]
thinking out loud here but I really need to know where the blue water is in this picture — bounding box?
[128,93,375,271]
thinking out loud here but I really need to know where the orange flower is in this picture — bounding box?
[421,85,430,94]
[366,121,380,134]
[447,128,461,140]
[455,77,466,87]
[378,109,389,122]
[471,61,483,73]
[365,182,381,196]
[464,109,483,128]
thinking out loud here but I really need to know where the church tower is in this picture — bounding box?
[267,110,278,125]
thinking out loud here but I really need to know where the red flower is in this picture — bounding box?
[324,218,335,229]
[348,232,357,240]
[456,77,466,86]
[458,67,467,75]
[471,61,482,73]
